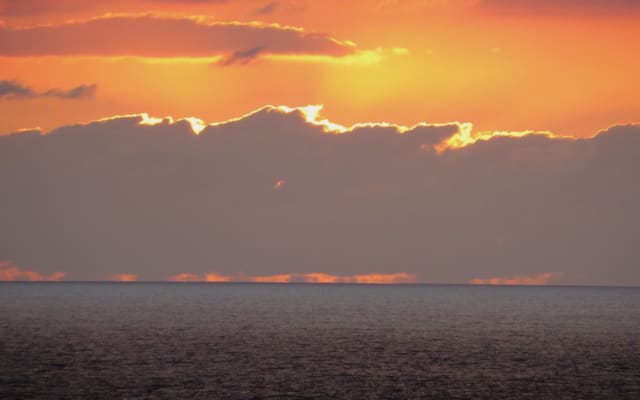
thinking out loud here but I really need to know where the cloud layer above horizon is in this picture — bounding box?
[0,15,355,59]
[0,80,96,100]
[1,106,639,285]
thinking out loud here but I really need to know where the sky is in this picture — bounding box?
[1,0,639,284]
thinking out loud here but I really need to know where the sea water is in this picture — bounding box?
[1,283,639,399]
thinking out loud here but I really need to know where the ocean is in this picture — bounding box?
[1,283,639,399]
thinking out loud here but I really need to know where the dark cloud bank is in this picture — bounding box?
[1,107,638,284]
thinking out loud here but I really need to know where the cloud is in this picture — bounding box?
[1,106,639,285]
[153,0,227,3]
[0,0,228,16]
[272,179,286,189]
[0,80,96,100]
[0,80,33,98]
[302,273,341,283]
[109,273,138,282]
[0,15,355,59]
[375,0,640,14]
[167,272,232,282]
[205,272,233,282]
[250,274,293,283]
[218,46,266,66]
[473,0,640,15]
[42,84,97,99]
[255,1,279,15]
[351,273,415,284]
[469,272,562,286]
[0,260,64,281]
[168,273,202,282]
[163,272,416,283]
[294,273,417,284]
[0,0,73,16]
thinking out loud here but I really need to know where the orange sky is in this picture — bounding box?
[1,0,639,136]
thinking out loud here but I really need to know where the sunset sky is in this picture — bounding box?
[1,0,639,284]
[2,0,639,136]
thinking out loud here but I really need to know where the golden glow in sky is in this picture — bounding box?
[0,0,638,137]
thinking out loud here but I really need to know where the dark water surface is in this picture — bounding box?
[1,283,639,399]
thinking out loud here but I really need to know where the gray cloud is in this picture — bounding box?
[0,15,354,58]
[255,1,279,15]
[0,80,34,99]
[0,80,96,100]
[218,46,266,66]
[42,84,97,99]
[1,107,638,285]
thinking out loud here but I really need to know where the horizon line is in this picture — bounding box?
[2,281,639,289]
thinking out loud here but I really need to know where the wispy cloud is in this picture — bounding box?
[469,272,563,286]
[218,46,266,66]
[0,261,64,281]
[0,15,355,61]
[351,273,415,284]
[168,273,202,282]
[0,0,228,17]
[204,272,233,282]
[109,273,138,282]
[255,1,279,15]
[0,80,96,100]
[168,272,231,282]
[165,272,417,284]
[473,0,640,15]
[249,273,293,283]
